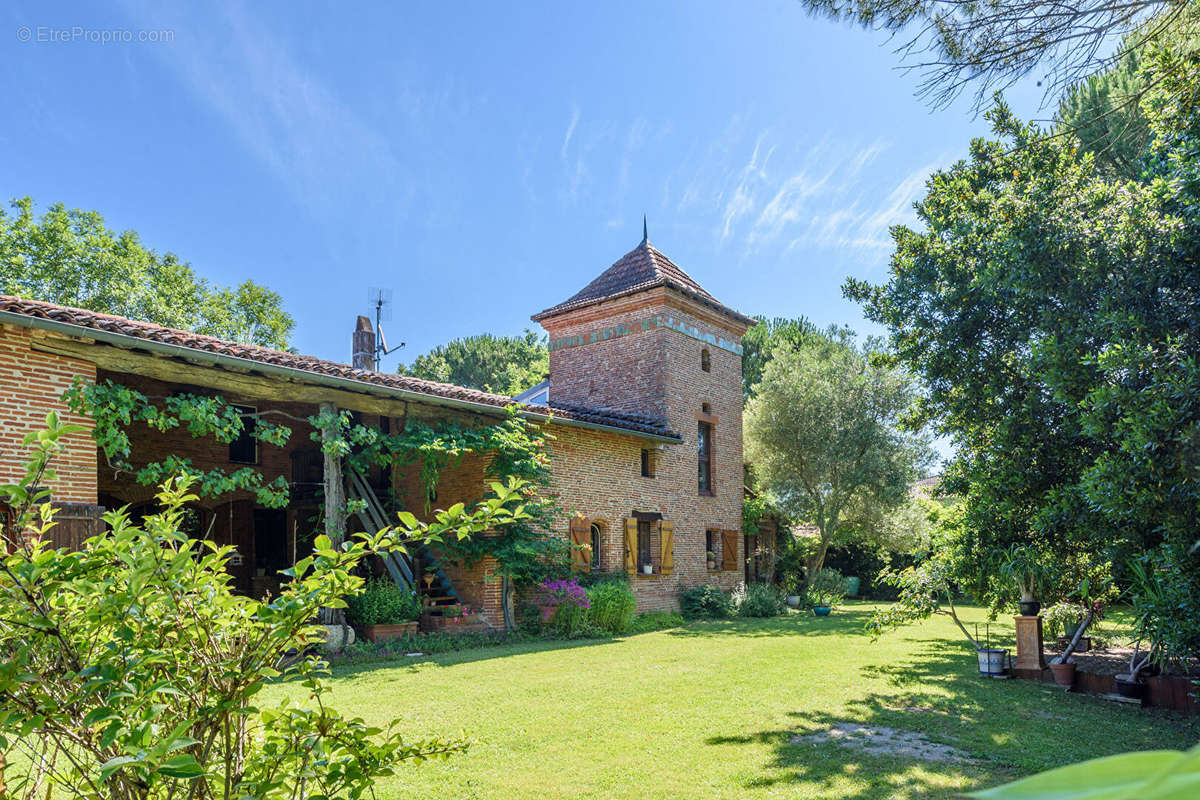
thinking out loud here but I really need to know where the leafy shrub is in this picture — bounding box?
[539,578,591,636]
[587,580,637,633]
[517,600,543,634]
[807,568,847,607]
[0,416,533,800]
[575,570,629,589]
[1043,600,1084,639]
[346,578,422,625]
[629,611,686,632]
[738,582,786,617]
[679,584,733,619]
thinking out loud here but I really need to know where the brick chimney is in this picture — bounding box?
[352,315,375,371]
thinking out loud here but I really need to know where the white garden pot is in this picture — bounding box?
[642,564,654,575]
[317,623,356,652]
[785,595,803,609]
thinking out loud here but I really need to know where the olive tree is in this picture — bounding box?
[744,335,932,588]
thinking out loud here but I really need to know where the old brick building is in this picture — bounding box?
[0,231,752,625]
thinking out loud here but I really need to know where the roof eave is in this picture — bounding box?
[0,309,682,444]
[531,279,755,326]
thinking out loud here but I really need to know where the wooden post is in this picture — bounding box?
[319,401,347,626]
[1014,615,1047,672]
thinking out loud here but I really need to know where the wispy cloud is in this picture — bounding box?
[119,1,409,218]
[561,105,580,160]
[799,157,949,252]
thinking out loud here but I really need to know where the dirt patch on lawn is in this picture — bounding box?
[793,722,968,763]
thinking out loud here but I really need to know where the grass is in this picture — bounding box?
[267,602,1198,799]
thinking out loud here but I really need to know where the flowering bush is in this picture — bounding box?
[539,578,591,635]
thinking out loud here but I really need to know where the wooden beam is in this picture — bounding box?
[28,336,440,419]
[319,400,347,627]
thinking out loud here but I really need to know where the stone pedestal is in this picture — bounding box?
[1014,615,1046,671]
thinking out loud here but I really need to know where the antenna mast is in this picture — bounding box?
[367,288,404,370]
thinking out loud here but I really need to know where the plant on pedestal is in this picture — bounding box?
[998,544,1049,616]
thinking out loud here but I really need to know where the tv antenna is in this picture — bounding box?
[367,287,404,369]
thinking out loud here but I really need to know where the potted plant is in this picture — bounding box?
[998,544,1048,616]
[346,579,422,642]
[784,575,803,609]
[706,551,717,570]
[642,563,654,575]
[808,568,846,616]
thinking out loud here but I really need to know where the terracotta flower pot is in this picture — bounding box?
[359,621,419,642]
[1049,661,1076,686]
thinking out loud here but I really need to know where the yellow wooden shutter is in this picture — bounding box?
[569,516,591,572]
[624,518,638,575]
[721,529,738,571]
[660,520,674,574]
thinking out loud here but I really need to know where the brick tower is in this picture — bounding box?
[532,227,754,601]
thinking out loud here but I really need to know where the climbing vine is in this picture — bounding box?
[64,378,294,507]
[308,405,566,584]
[65,379,567,584]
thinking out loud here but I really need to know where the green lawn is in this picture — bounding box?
[268,602,1198,800]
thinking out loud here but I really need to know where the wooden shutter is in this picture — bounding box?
[660,520,674,574]
[624,518,638,575]
[721,529,738,571]
[569,516,591,572]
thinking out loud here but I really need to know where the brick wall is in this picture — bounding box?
[0,325,97,503]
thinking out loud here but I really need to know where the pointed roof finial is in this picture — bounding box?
[642,215,649,244]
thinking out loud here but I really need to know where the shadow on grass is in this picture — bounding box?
[702,637,1200,798]
[701,642,1013,799]
[667,607,876,638]
[329,635,621,677]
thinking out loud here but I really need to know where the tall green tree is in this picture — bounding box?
[1055,12,1200,181]
[800,0,1196,107]
[0,197,294,350]
[399,331,548,396]
[740,315,819,399]
[846,38,1200,610]
[744,335,932,586]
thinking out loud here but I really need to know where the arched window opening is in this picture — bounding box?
[589,521,603,570]
[700,348,711,372]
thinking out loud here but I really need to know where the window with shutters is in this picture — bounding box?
[698,420,714,495]
[229,405,258,465]
[721,529,739,571]
[569,516,592,572]
[589,521,602,570]
[637,520,653,572]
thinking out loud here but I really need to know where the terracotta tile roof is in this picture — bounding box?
[0,294,680,440]
[531,239,753,324]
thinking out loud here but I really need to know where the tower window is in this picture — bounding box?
[641,448,655,477]
[698,420,714,495]
[590,522,603,570]
[701,348,711,372]
[637,520,653,571]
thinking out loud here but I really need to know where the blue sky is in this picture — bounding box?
[3,1,1047,370]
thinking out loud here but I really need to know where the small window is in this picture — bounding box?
[640,448,655,478]
[698,421,714,495]
[590,522,602,570]
[701,402,711,415]
[229,405,258,465]
[705,529,718,569]
[637,520,653,572]
[701,348,711,372]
